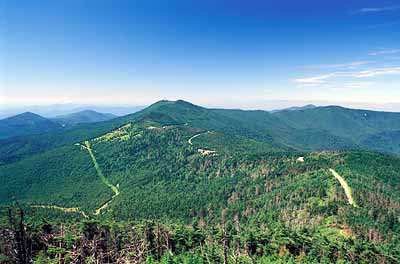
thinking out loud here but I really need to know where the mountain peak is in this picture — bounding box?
[52,110,116,126]
[3,111,47,121]
[0,111,61,139]
[75,109,98,114]
[271,104,318,113]
[144,99,203,112]
[175,99,195,106]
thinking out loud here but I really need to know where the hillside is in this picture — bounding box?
[0,112,62,139]
[1,100,400,263]
[3,100,400,166]
[273,106,400,153]
[51,110,116,127]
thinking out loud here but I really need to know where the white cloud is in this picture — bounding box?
[294,74,336,84]
[369,49,400,56]
[306,61,370,70]
[294,67,400,84]
[298,82,374,91]
[355,6,400,13]
[353,67,400,77]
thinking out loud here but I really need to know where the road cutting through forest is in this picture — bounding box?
[188,131,210,145]
[188,131,217,156]
[84,141,120,215]
[31,141,120,217]
[329,168,358,208]
[189,134,357,207]
[31,205,89,218]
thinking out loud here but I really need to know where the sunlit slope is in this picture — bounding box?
[273,106,400,152]
[0,118,399,247]
[4,100,400,167]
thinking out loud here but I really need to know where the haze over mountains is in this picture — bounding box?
[51,110,116,127]
[0,104,145,119]
[0,110,117,139]
[0,112,63,139]
[270,104,317,113]
[3,100,400,153]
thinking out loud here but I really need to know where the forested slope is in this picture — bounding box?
[4,100,400,167]
[0,112,62,139]
[1,100,400,263]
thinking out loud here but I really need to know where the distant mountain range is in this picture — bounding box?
[270,104,317,113]
[2,99,400,162]
[51,110,116,127]
[0,110,117,139]
[0,104,145,119]
[0,112,63,139]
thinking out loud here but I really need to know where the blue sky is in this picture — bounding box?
[1,0,400,109]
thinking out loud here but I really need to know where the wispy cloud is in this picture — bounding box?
[297,81,375,89]
[294,74,336,84]
[354,6,400,13]
[369,49,400,56]
[354,67,400,77]
[294,67,400,84]
[305,61,370,70]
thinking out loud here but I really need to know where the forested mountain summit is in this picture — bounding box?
[3,99,400,164]
[125,99,400,154]
[51,109,116,127]
[0,112,62,139]
[1,100,400,263]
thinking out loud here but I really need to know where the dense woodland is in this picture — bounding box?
[1,100,400,263]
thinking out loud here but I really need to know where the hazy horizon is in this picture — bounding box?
[3,99,400,116]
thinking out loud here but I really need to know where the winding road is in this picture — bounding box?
[188,131,210,145]
[188,131,218,156]
[329,168,358,208]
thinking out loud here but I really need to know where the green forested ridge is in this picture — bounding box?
[1,100,400,263]
[4,100,400,167]
[0,110,116,140]
[0,112,63,139]
[273,106,400,150]
[51,110,116,127]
